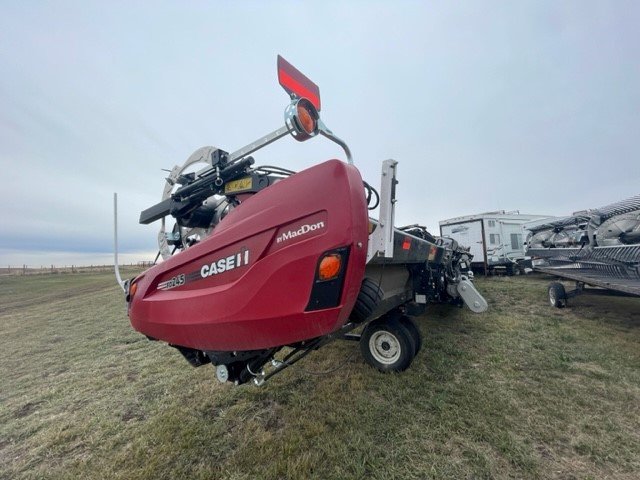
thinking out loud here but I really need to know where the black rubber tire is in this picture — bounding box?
[351,278,383,323]
[359,317,416,372]
[398,316,422,354]
[512,264,521,276]
[548,282,567,308]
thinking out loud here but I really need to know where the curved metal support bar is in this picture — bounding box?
[318,120,353,165]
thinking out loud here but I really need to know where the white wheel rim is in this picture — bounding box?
[549,289,556,305]
[369,331,401,365]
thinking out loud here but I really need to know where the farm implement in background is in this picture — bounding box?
[525,195,640,307]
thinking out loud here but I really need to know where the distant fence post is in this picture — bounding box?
[23,264,26,275]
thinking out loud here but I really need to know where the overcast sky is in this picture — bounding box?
[1,1,638,266]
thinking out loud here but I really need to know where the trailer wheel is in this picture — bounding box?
[512,265,521,276]
[360,317,416,372]
[398,316,422,354]
[548,282,567,308]
[351,278,383,323]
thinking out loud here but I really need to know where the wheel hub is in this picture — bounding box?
[369,331,401,365]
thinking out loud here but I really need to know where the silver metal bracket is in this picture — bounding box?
[456,276,489,313]
[367,159,398,262]
[229,125,291,163]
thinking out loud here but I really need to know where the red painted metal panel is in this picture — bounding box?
[129,160,368,351]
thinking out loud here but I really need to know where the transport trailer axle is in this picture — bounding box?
[547,280,640,308]
[253,320,364,385]
[228,307,424,386]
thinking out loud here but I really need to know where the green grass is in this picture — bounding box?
[1,272,640,479]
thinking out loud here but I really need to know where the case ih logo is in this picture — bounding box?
[276,221,326,244]
[200,249,250,278]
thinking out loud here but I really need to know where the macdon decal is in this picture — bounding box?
[276,221,325,244]
[201,249,250,278]
[157,273,186,291]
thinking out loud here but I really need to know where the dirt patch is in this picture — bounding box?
[41,367,69,379]
[13,401,42,419]
[535,443,554,460]
[121,408,146,422]
[256,399,285,432]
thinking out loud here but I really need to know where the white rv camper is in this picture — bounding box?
[439,211,549,274]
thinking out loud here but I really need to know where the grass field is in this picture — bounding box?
[1,271,640,479]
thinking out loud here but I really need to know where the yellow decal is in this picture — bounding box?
[224,177,253,194]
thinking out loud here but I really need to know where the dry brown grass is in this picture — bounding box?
[1,272,639,479]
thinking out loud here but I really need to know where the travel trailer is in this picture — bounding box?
[440,211,549,274]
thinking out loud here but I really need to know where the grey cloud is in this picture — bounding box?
[1,1,638,265]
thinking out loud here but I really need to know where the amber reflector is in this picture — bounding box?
[318,254,342,281]
[297,103,316,134]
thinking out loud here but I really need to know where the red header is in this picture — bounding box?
[277,55,321,111]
